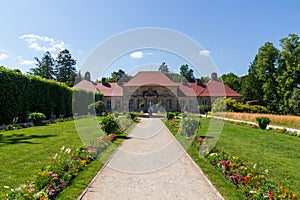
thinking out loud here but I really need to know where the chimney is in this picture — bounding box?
[211,72,218,81]
[84,71,91,81]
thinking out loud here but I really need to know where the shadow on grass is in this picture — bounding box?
[116,135,132,140]
[0,133,57,145]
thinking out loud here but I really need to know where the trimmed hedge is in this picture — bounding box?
[0,66,103,124]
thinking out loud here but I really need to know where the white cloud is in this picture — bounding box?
[0,53,8,60]
[199,50,210,56]
[130,51,143,59]
[18,56,36,66]
[19,33,65,52]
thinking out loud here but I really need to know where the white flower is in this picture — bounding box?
[65,148,71,154]
[60,146,65,151]
[11,189,14,192]
[253,164,257,169]
[53,153,58,159]
[4,186,9,189]
[265,169,269,175]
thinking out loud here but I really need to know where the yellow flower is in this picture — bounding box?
[80,159,87,165]
[23,193,30,198]
[21,184,27,189]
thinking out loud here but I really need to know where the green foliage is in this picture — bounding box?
[129,112,138,122]
[29,112,46,125]
[198,105,211,114]
[212,97,268,114]
[179,117,199,137]
[256,116,271,130]
[88,101,105,115]
[99,115,119,134]
[180,64,195,82]
[158,62,169,74]
[55,49,77,87]
[241,33,300,115]
[30,51,56,80]
[0,66,73,124]
[73,89,103,116]
[289,88,300,115]
[212,97,227,113]
[220,72,242,93]
[166,112,175,120]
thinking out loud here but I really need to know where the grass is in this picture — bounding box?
[215,112,300,129]
[0,117,136,199]
[165,117,300,199]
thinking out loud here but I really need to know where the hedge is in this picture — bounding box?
[0,66,103,124]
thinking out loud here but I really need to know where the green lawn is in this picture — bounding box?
[0,117,136,198]
[165,118,300,199]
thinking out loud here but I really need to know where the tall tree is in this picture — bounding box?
[30,51,55,80]
[180,64,195,82]
[241,57,264,104]
[220,72,242,93]
[277,33,300,114]
[289,88,300,115]
[254,42,280,112]
[158,62,169,74]
[55,49,77,87]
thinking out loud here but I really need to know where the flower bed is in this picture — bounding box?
[206,147,297,199]
[2,146,97,200]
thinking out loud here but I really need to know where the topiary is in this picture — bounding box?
[29,112,46,126]
[256,116,271,130]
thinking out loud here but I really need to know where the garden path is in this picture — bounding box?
[79,118,223,200]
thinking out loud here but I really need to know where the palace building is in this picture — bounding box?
[73,71,242,113]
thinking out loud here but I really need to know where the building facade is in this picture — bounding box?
[74,71,242,113]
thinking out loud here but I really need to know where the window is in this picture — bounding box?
[116,100,120,110]
[180,100,185,108]
[129,99,134,110]
[106,100,111,110]
[159,99,164,106]
[167,99,172,110]
[189,100,194,110]
[202,100,207,105]
[137,99,142,109]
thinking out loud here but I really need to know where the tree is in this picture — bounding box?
[241,58,264,104]
[55,49,77,87]
[158,62,169,74]
[30,51,55,80]
[277,34,300,114]
[167,72,181,82]
[107,69,131,83]
[254,42,280,113]
[220,72,242,93]
[289,88,300,115]
[180,64,195,82]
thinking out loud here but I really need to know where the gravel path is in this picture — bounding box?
[79,118,223,200]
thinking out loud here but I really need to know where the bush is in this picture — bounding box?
[99,115,119,134]
[88,100,105,115]
[180,117,200,137]
[129,112,138,122]
[198,105,211,114]
[256,116,271,130]
[29,112,46,125]
[166,112,175,120]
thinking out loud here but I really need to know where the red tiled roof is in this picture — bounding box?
[177,83,198,96]
[96,82,123,96]
[123,71,178,87]
[198,80,242,97]
[73,79,98,93]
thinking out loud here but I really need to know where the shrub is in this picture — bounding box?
[180,117,200,137]
[29,112,46,125]
[88,100,105,115]
[99,115,119,134]
[166,112,175,120]
[198,105,211,114]
[129,112,138,122]
[256,116,271,130]
[212,97,227,113]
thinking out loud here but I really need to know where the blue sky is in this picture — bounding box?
[1,1,300,79]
